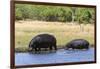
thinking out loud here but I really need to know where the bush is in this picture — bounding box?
[15,4,95,24]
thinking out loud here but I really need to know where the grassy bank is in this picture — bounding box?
[15,21,94,52]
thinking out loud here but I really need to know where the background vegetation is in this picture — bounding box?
[15,4,95,24]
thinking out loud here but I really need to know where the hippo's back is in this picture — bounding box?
[35,34,56,43]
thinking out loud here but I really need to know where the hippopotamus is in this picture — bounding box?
[28,34,57,52]
[65,39,89,50]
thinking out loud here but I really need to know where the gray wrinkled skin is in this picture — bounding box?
[29,34,57,52]
[66,39,89,50]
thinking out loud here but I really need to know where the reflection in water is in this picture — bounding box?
[15,48,94,65]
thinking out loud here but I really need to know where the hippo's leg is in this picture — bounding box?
[50,46,52,50]
[86,46,89,49]
[35,47,38,51]
[54,46,57,50]
[53,43,57,50]
[44,48,48,51]
[38,47,41,51]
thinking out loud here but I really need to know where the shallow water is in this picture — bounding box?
[15,48,95,65]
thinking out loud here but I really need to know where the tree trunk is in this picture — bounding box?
[80,24,84,32]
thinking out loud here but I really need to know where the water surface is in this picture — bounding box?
[15,48,94,65]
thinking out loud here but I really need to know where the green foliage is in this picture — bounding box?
[76,8,94,24]
[16,8,23,20]
[15,4,95,24]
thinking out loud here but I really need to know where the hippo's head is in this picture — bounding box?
[66,42,71,49]
[28,40,36,51]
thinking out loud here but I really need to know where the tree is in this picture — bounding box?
[15,8,23,20]
[71,7,77,23]
[15,4,95,24]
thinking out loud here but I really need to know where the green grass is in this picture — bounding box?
[15,21,95,52]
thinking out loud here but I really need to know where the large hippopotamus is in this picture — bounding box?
[65,39,89,50]
[29,34,57,52]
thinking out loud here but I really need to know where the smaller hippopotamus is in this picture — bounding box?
[65,39,89,50]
